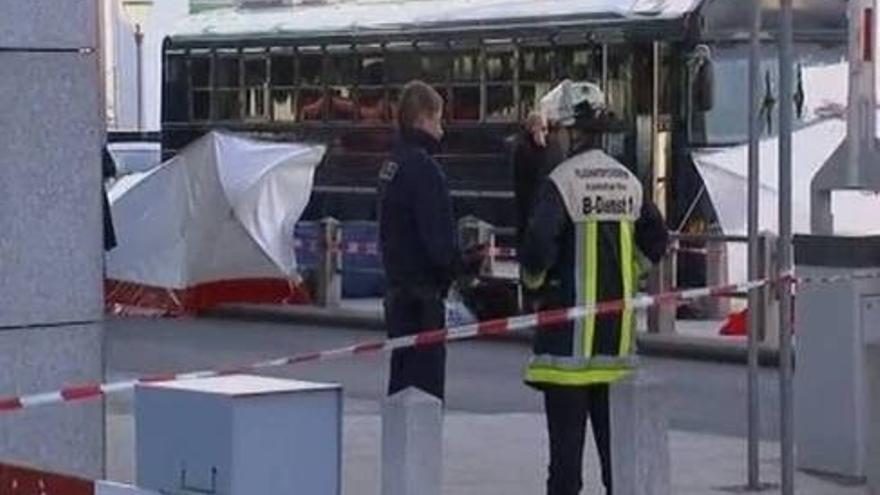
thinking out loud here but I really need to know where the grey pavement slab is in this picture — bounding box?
[107,404,867,495]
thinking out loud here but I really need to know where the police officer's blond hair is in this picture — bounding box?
[397,80,444,130]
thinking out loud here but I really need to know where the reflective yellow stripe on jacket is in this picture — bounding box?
[525,220,639,387]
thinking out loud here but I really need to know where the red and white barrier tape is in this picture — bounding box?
[5,270,880,415]
[0,278,768,415]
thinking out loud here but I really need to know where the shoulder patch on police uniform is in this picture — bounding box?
[549,150,643,223]
[379,160,399,182]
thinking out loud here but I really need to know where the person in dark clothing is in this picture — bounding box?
[102,147,118,252]
[378,80,457,400]
[512,112,564,246]
[521,80,669,495]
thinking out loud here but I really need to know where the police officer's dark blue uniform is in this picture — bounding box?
[379,110,457,400]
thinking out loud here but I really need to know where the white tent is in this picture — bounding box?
[106,131,325,315]
[693,62,880,285]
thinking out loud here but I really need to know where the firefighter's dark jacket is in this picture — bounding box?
[379,128,458,291]
[520,152,668,362]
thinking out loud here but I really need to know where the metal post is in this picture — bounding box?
[778,0,796,493]
[746,0,763,489]
[135,24,145,132]
[317,217,342,307]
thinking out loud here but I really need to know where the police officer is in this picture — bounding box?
[520,80,669,495]
[378,80,456,400]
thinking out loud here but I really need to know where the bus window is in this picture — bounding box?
[452,51,480,82]
[520,45,556,117]
[485,50,514,82]
[605,44,634,123]
[451,49,480,120]
[327,52,357,121]
[358,56,387,122]
[193,90,211,121]
[328,87,356,121]
[420,52,450,82]
[519,84,537,118]
[486,85,515,121]
[300,50,323,86]
[243,56,267,120]
[388,87,401,122]
[485,47,515,121]
[163,51,190,123]
[214,52,240,88]
[387,51,421,83]
[190,53,212,121]
[191,56,211,88]
[451,86,480,121]
[215,90,240,120]
[358,87,387,122]
[299,88,324,121]
[270,50,295,86]
[360,56,385,85]
[272,89,296,121]
[269,48,296,122]
[520,47,555,82]
[327,52,358,85]
[558,46,601,81]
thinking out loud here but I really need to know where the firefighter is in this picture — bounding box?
[520,80,669,495]
[378,80,456,400]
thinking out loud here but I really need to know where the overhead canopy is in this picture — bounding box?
[169,0,703,43]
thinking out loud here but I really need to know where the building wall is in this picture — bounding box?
[0,0,105,480]
[104,0,189,132]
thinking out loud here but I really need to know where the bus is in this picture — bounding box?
[160,0,846,241]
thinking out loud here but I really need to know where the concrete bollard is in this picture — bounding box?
[648,245,676,334]
[381,388,443,495]
[610,374,671,495]
[698,236,731,320]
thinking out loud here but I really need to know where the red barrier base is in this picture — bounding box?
[0,462,93,495]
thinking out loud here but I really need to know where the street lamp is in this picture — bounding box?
[121,0,154,132]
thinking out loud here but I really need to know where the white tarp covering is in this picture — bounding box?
[106,131,325,314]
[693,62,880,284]
[171,0,701,40]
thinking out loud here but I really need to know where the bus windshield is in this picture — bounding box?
[696,43,845,147]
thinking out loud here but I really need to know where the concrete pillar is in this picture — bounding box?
[381,388,443,495]
[0,0,104,480]
[868,344,880,494]
[648,249,676,334]
[610,375,671,495]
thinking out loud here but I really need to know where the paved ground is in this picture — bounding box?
[103,316,865,494]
